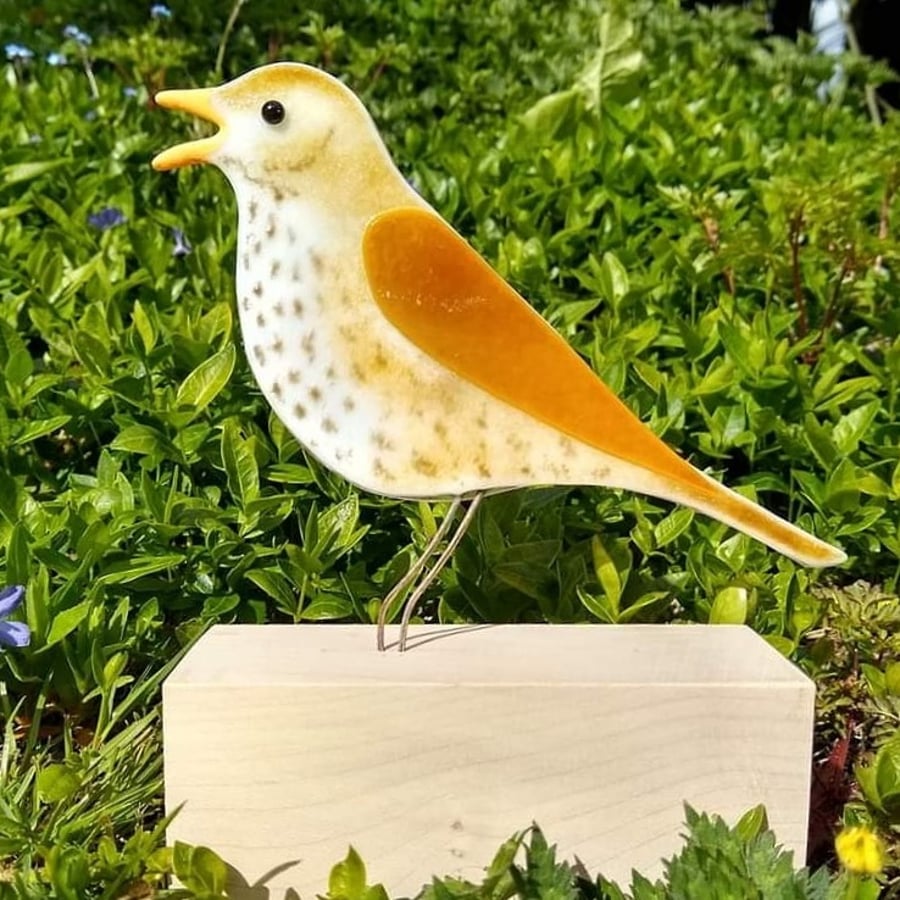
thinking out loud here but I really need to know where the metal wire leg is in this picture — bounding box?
[397,492,484,652]
[376,498,462,651]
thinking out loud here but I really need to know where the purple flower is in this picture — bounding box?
[46,52,67,66]
[150,4,172,19]
[0,585,29,649]
[172,227,192,257]
[5,43,34,62]
[88,207,127,230]
[63,25,92,46]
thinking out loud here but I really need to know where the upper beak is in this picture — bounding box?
[152,87,226,171]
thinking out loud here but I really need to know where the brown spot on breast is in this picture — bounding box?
[371,344,389,373]
[256,312,266,327]
[266,216,276,237]
[301,333,315,360]
[253,282,263,296]
[293,403,306,419]
[343,397,355,411]
[272,337,284,354]
[253,345,266,365]
[248,199,258,222]
[434,421,447,439]
[559,436,575,458]
[270,260,281,277]
[326,366,336,380]
[308,386,322,403]
[242,296,251,311]
[351,362,367,384]
[242,253,250,271]
[253,240,262,256]
[291,263,303,283]
[309,250,324,274]
[292,298,304,315]
[274,302,284,316]
[322,418,337,433]
[412,454,438,477]
[272,381,283,398]
[287,226,296,244]
[478,462,492,478]
[288,369,300,384]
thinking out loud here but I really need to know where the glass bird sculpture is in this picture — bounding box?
[152,63,845,651]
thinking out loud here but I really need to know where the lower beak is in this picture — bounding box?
[152,87,225,171]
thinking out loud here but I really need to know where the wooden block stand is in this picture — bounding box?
[163,624,814,898]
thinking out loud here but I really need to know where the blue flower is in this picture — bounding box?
[46,51,67,66]
[150,4,172,19]
[0,585,29,649]
[5,43,34,62]
[172,227,192,257]
[123,86,139,98]
[88,207,127,230]
[63,25,92,46]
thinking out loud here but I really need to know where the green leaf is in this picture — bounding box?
[598,252,629,311]
[6,523,30,586]
[12,415,72,446]
[653,508,694,548]
[45,600,92,647]
[175,344,236,418]
[110,424,169,456]
[885,663,900,697]
[832,400,880,456]
[329,846,368,900]
[301,595,353,621]
[221,420,260,507]
[132,300,157,353]
[735,804,769,842]
[1,159,67,187]
[590,536,631,618]
[173,842,228,896]
[709,586,748,625]
[5,347,33,385]
[96,554,184,585]
[520,89,579,139]
[246,568,296,612]
[37,764,82,804]
[576,11,644,108]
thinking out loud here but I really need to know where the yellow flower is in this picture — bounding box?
[835,826,885,875]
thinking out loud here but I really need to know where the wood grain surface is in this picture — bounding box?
[163,624,814,898]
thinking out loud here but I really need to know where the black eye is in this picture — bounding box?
[261,100,285,125]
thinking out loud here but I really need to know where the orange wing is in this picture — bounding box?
[361,205,711,497]
[362,206,847,568]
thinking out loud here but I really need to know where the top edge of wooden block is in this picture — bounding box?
[165,624,812,689]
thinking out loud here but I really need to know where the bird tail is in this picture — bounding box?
[611,457,846,567]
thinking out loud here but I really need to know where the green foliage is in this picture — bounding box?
[318,806,850,900]
[0,0,899,895]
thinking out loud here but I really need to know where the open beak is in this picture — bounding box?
[152,87,226,171]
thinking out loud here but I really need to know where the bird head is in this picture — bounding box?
[152,62,392,201]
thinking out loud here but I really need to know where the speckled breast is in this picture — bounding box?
[233,191,619,500]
